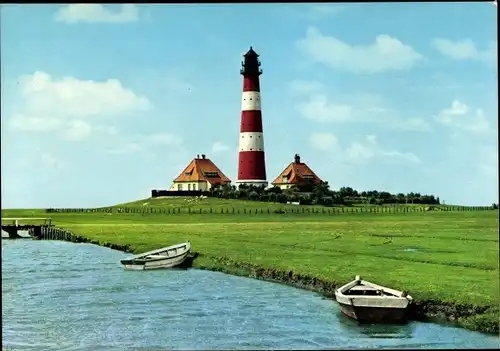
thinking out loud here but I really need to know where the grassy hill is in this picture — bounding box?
[114,196,440,210]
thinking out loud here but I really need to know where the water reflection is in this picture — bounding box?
[337,314,415,339]
[2,240,499,350]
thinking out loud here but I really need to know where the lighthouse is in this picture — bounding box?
[237,47,268,188]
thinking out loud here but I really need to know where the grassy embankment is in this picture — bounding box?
[2,197,498,334]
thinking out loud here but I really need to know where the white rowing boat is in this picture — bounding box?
[120,242,191,270]
[335,275,413,324]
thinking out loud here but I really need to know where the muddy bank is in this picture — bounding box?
[194,256,499,335]
[37,227,498,335]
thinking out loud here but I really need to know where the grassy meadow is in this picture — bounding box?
[2,198,499,332]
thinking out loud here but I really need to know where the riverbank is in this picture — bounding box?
[194,255,499,335]
[7,239,499,350]
[31,228,500,334]
[18,208,498,335]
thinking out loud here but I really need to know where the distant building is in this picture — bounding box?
[271,154,323,190]
[169,154,231,191]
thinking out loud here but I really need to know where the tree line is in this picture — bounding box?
[211,182,442,206]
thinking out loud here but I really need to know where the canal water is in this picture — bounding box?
[2,239,499,350]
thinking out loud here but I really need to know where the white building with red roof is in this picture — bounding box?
[169,154,231,191]
[271,154,323,190]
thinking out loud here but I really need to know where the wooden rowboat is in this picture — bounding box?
[120,242,191,270]
[335,275,413,324]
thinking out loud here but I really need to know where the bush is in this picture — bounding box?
[259,193,270,202]
[277,194,288,204]
[492,203,498,210]
[343,200,356,207]
[299,194,314,205]
[320,196,334,206]
[248,191,259,201]
[268,193,277,203]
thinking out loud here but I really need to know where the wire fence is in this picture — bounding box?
[44,205,496,215]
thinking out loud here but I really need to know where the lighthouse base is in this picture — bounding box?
[236,180,268,188]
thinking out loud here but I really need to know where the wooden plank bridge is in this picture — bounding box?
[1,217,54,239]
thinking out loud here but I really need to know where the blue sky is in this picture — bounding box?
[1,3,497,208]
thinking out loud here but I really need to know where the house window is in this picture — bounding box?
[188,184,191,191]
[177,184,183,191]
[193,183,196,190]
[204,171,219,178]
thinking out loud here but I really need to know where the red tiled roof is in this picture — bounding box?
[272,161,322,185]
[173,157,231,186]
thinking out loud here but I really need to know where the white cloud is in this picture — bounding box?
[54,4,139,24]
[212,141,229,153]
[436,100,492,135]
[62,120,92,141]
[17,71,151,118]
[308,4,346,19]
[8,71,151,140]
[314,134,421,164]
[310,132,339,151]
[381,150,421,164]
[8,114,61,132]
[297,27,424,74]
[290,81,433,133]
[296,94,353,123]
[432,39,497,67]
[346,135,377,162]
[348,135,421,164]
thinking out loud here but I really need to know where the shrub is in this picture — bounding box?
[248,191,259,201]
[277,194,288,204]
[320,196,334,206]
[268,193,277,203]
[237,190,248,199]
[259,193,270,202]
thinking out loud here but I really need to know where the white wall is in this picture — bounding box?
[169,181,211,191]
[275,184,293,190]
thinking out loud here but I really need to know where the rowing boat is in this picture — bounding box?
[335,275,413,324]
[120,242,191,270]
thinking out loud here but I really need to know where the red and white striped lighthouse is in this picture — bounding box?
[237,47,267,187]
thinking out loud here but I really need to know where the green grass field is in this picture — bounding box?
[2,198,499,332]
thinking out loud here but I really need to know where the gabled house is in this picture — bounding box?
[271,154,323,190]
[169,154,231,191]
